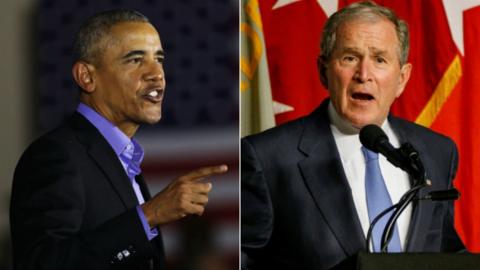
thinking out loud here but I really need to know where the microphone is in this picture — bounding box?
[359,124,405,168]
[360,125,425,183]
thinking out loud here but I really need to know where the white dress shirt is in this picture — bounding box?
[327,102,412,250]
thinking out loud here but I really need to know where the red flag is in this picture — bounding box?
[447,5,480,250]
[259,0,329,124]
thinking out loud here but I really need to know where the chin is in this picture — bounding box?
[344,114,375,129]
[145,115,162,124]
[140,106,162,124]
[344,107,385,127]
[136,112,161,125]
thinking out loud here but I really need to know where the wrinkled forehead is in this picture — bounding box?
[334,17,401,58]
[337,14,399,41]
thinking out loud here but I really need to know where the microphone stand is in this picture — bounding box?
[366,184,424,252]
[380,186,461,252]
[379,143,427,253]
[380,184,424,252]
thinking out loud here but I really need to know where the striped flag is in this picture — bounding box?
[249,0,480,251]
[241,0,276,137]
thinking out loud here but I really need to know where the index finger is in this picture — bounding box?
[178,165,228,182]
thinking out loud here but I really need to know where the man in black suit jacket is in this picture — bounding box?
[241,2,464,269]
[10,9,227,270]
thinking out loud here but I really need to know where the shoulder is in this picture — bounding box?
[26,122,80,154]
[241,116,310,172]
[390,116,455,149]
[243,116,308,148]
[15,116,89,174]
[243,101,333,166]
[390,116,458,184]
[243,101,330,148]
[11,118,90,204]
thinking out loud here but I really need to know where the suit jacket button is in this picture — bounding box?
[116,252,124,261]
[122,250,130,257]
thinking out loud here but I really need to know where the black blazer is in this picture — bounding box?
[10,112,166,270]
[241,100,464,270]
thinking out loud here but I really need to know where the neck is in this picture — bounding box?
[80,98,139,138]
[117,122,139,138]
[327,103,361,135]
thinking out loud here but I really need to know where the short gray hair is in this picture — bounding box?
[73,9,149,63]
[320,1,409,66]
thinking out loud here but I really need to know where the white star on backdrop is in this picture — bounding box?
[272,0,301,10]
[316,0,338,16]
[442,0,480,55]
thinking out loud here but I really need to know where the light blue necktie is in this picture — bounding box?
[362,147,402,252]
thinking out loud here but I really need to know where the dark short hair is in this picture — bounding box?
[321,1,409,66]
[73,9,149,63]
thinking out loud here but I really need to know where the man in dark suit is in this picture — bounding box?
[10,9,227,270]
[241,2,464,269]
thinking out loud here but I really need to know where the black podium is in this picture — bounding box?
[330,252,480,270]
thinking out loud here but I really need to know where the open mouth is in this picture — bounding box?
[351,93,374,101]
[142,88,164,103]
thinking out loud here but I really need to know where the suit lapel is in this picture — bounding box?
[69,113,139,210]
[389,117,435,252]
[136,174,152,201]
[298,101,365,256]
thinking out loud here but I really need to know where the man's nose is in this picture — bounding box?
[354,59,372,83]
[144,61,164,82]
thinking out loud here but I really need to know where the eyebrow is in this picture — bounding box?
[122,50,165,59]
[340,47,388,55]
[340,47,362,54]
[369,47,388,55]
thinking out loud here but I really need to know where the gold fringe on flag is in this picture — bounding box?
[415,55,462,127]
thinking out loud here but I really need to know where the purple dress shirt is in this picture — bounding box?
[77,103,158,240]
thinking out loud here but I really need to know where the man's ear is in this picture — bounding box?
[72,61,95,93]
[318,56,328,88]
[395,62,412,97]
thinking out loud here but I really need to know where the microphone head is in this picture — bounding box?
[359,124,388,152]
